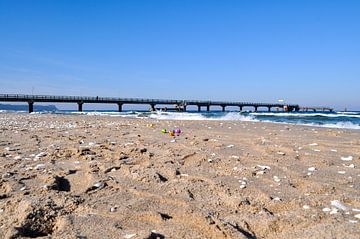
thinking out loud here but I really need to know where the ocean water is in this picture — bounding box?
[2,109,358,130]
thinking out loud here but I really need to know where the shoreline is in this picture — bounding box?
[0,113,360,238]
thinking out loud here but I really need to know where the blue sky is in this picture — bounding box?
[0,0,359,110]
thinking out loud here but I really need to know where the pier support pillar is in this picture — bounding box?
[78,102,83,112]
[254,106,258,112]
[198,105,201,112]
[239,106,243,112]
[268,107,271,112]
[118,103,123,112]
[222,105,226,112]
[28,101,34,113]
[207,105,210,112]
[150,104,156,111]
[183,105,187,112]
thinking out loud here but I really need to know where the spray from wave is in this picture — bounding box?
[2,110,360,130]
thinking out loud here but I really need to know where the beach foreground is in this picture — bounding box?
[0,113,359,239]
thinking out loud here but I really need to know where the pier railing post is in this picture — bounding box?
[28,101,34,113]
[78,102,83,112]
[118,103,123,112]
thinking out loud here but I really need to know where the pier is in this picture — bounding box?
[0,94,306,113]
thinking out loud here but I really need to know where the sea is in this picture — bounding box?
[2,109,360,130]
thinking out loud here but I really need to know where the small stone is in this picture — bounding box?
[354,214,360,219]
[110,207,117,212]
[240,185,246,189]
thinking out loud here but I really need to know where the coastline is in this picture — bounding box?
[0,113,360,238]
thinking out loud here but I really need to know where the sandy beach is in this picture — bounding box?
[0,113,359,238]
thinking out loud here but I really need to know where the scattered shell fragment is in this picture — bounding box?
[309,143,318,146]
[308,167,316,172]
[277,152,286,156]
[331,200,347,211]
[34,164,46,170]
[273,176,281,182]
[124,234,137,239]
[227,144,234,148]
[93,182,105,188]
[330,208,339,215]
[257,165,271,170]
[341,156,353,161]
[322,208,331,212]
[303,205,310,210]
[354,214,360,219]
[338,171,346,174]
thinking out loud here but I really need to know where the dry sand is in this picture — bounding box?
[0,113,360,238]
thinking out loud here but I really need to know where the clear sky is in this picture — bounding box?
[0,0,359,110]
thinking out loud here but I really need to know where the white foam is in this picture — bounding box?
[251,112,360,118]
[148,112,257,121]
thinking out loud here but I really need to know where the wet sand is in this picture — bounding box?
[0,113,360,238]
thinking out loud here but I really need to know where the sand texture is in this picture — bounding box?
[0,113,360,238]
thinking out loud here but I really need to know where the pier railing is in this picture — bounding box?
[0,93,321,113]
